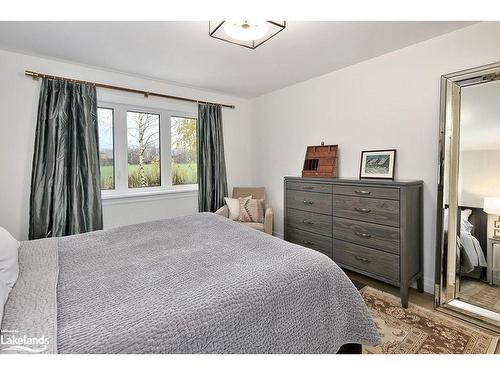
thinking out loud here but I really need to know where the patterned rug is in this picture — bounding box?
[459,277,500,311]
[360,286,499,354]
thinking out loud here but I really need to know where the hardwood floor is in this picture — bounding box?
[345,270,500,354]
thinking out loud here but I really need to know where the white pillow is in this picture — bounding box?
[0,281,10,328]
[461,209,472,222]
[0,227,19,288]
[224,196,251,221]
[461,209,474,234]
[443,208,474,234]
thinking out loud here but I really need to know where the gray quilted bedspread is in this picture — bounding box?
[1,238,58,354]
[4,213,379,353]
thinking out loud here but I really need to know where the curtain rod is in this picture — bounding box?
[24,70,235,109]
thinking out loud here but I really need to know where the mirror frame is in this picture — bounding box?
[435,61,500,333]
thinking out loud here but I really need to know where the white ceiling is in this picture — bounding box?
[0,21,473,98]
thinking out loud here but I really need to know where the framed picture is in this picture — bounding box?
[359,149,396,180]
[495,220,500,229]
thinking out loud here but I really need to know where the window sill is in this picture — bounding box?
[101,186,198,205]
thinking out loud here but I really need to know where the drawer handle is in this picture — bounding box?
[354,207,371,213]
[302,219,314,225]
[303,186,314,190]
[355,255,372,264]
[302,240,314,245]
[354,190,371,195]
[302,200,314,205]
[355,231,372,238]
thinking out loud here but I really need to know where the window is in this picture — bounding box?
[126,111,161,188]
[97,108,114,190]
[97,103,197,198]
[171,117,197,185]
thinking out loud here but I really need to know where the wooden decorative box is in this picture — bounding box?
[302,143,338,178]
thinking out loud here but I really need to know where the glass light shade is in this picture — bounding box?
[209,21,286,49]
[223,21,269,41]
[483,197,500,214]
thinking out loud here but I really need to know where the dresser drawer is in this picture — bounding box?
[286,181,332,194]
[333,240,399,282]
[287,227,332,258]
[333,195,400,227]
[286,209,332,237]
[286,190,332,215]
[284,177,423,309]
[333,217,400,254]
[335,184,399,200]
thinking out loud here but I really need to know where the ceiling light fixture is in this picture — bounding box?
[209,21,286,50]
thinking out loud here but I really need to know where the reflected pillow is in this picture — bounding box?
[461,209,472,221]
[461,209,474,234]
[443,208,474,234]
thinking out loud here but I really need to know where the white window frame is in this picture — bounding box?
[98,101,198,202]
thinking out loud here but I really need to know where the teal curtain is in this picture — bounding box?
[29,78,103,239]
[197,103,228,212]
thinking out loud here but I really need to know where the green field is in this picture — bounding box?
[100,165,115,189]
[100,163,196,189]
[171,163,197,185]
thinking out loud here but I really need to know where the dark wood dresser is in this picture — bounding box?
[284,177,423,307]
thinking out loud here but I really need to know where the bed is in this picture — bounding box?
[458,208,487,274]
[444,207,488,275]
[1,213,379,354]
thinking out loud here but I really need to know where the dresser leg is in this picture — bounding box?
[400,285,409,308]
[417,277,424,293]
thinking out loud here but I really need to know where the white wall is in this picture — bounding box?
[251,22,500,292]
[3,22,500,293]
[0,49,253,240]
[459,150,500,208]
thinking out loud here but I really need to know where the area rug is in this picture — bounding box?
[360,286,499,354]
[459,277,500,311]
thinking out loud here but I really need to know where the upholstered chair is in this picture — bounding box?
[215,187,273,235]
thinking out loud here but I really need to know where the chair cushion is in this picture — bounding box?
[241,222,265,232]
[238,197,265,223]
[224,196,251,221]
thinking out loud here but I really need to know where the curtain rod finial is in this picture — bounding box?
[25,70,40,80]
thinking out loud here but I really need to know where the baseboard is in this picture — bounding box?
[273,231,284,239]
[412,276,435,295]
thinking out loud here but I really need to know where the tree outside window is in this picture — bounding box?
[127,111,160,188]
[171,117,197,185]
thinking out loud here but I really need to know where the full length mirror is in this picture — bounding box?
[457,80,500,312]
[436,62,500,332]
